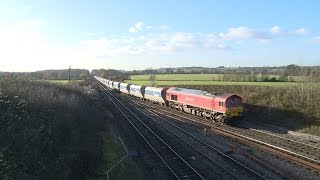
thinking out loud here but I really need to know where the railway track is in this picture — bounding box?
[121,93,320,174]
[125,99,268,179]
[95,80,269,179]
[232,123,320,158]
[94,81,204,179]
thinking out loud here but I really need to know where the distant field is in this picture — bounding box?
[44,80,83,84]
[125,80,301,87]
[127,74,305,87]
[130,74,300,81]
[130,74,223,81]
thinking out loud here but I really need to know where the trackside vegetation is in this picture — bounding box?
[129,74,302,82]
[181,84,320,135]
[126,80,300,87]
[127,74,320,136]
[0,79,122,179]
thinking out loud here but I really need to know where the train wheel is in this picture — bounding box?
[220,117,225,124]
[211,116,215,122]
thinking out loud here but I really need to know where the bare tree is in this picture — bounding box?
[149,74,157,86]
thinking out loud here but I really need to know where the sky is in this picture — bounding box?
[0,0,320,72]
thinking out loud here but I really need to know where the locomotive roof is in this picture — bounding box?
[171,88,216,97]
[170,88,238,99]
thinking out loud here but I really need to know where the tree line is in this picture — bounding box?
[0,69,90,80]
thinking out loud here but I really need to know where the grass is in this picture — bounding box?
[130,74,302,81]
[176,84,320,136]
[125,80,301,87]
[299,125,320,136]
[130,74,223,81]
[127,75,320,136]
[128,74,310,87]
[89,132,127,180]
[42,80,83,84]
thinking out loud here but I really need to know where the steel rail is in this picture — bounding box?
[124,97,267,179]
[233,123,320,151]
[94,80,204,180]
[129,97,320,172]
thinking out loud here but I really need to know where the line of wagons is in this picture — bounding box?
[95,76,243,123]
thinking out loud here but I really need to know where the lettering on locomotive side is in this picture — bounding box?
[186,97,194,101]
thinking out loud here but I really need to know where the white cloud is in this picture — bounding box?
[2,21,314,72]
[219,25,307,43]
[135,22,144,30]
[81,24,312,58]
[168,32,198,49]
[292,28,308,35]
[128,21,145,33]
[270,26,283,35]
[219,26,256,40]
[270,25,308,36]
[129,27,138,33]
[78,32,225,58]
[108,24,312,57]
[215,44,231,50]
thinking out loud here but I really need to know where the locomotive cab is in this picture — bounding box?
[225,95,243,117]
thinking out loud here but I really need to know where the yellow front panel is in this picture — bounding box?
[226,107,243,117]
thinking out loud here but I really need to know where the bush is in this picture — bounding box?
[0,80,105,179]
[180,83,320,133]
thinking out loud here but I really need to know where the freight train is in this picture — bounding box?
[94,76,243,123]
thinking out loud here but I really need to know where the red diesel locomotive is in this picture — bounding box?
[95,76,244,123]
[166,88,243,123]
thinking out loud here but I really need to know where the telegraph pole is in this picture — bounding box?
[68,65,71,82]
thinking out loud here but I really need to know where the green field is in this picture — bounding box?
[130,74,287,81]
[126,74,305,87]
[43,80,83,84]
[125,80,301,87]
[130,74,224,81]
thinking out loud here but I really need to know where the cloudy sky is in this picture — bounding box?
[1,0,320,72]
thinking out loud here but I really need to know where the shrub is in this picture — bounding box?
[0,80,105,179]
[180,83,320,132]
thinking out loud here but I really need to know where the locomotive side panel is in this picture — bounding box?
[166,88,214,111]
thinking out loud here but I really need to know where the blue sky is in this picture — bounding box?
[1,0,320,71]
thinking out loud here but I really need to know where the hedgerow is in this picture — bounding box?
[0,80,105,179]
